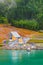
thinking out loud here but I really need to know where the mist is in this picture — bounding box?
[0,0,17,9]
[0,0,5,3]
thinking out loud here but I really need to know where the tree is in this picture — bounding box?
[0,0,43,30]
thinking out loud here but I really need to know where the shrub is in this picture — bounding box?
[11,19,39,31]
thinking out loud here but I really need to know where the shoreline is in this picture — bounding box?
[0,44,43,50]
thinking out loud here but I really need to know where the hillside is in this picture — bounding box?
[0,24,39,43]
[0,0,43,30]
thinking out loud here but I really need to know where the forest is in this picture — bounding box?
[0,0,43,30]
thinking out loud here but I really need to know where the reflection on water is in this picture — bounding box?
[0,50,30,63]
[0,50,43,65]
[11,50,23,61]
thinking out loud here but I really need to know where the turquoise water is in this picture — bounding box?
[0,50,43,65]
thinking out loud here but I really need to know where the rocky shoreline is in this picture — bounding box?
[0,44,43,50]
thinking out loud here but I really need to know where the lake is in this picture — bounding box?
[0,50,43,65]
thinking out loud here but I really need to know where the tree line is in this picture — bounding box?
[0,0,43,30]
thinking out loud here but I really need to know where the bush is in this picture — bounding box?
[11,19,39,31]
[0,17,8,24]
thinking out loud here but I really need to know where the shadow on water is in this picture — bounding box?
[0,50,43,65]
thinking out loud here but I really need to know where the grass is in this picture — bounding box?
[29,32,43,43]
[29,39,43,43]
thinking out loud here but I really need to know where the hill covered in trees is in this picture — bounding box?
[0,0,43,30]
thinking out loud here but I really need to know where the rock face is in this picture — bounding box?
[0,24,38,43]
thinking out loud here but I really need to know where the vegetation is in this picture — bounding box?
[0,0,43,30]
[29,39,43,43]
[11,20,39,30]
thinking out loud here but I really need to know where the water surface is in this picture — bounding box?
[0,50,43,65]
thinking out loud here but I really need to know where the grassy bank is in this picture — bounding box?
[29,32,43,43]
[29,39,43,43]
